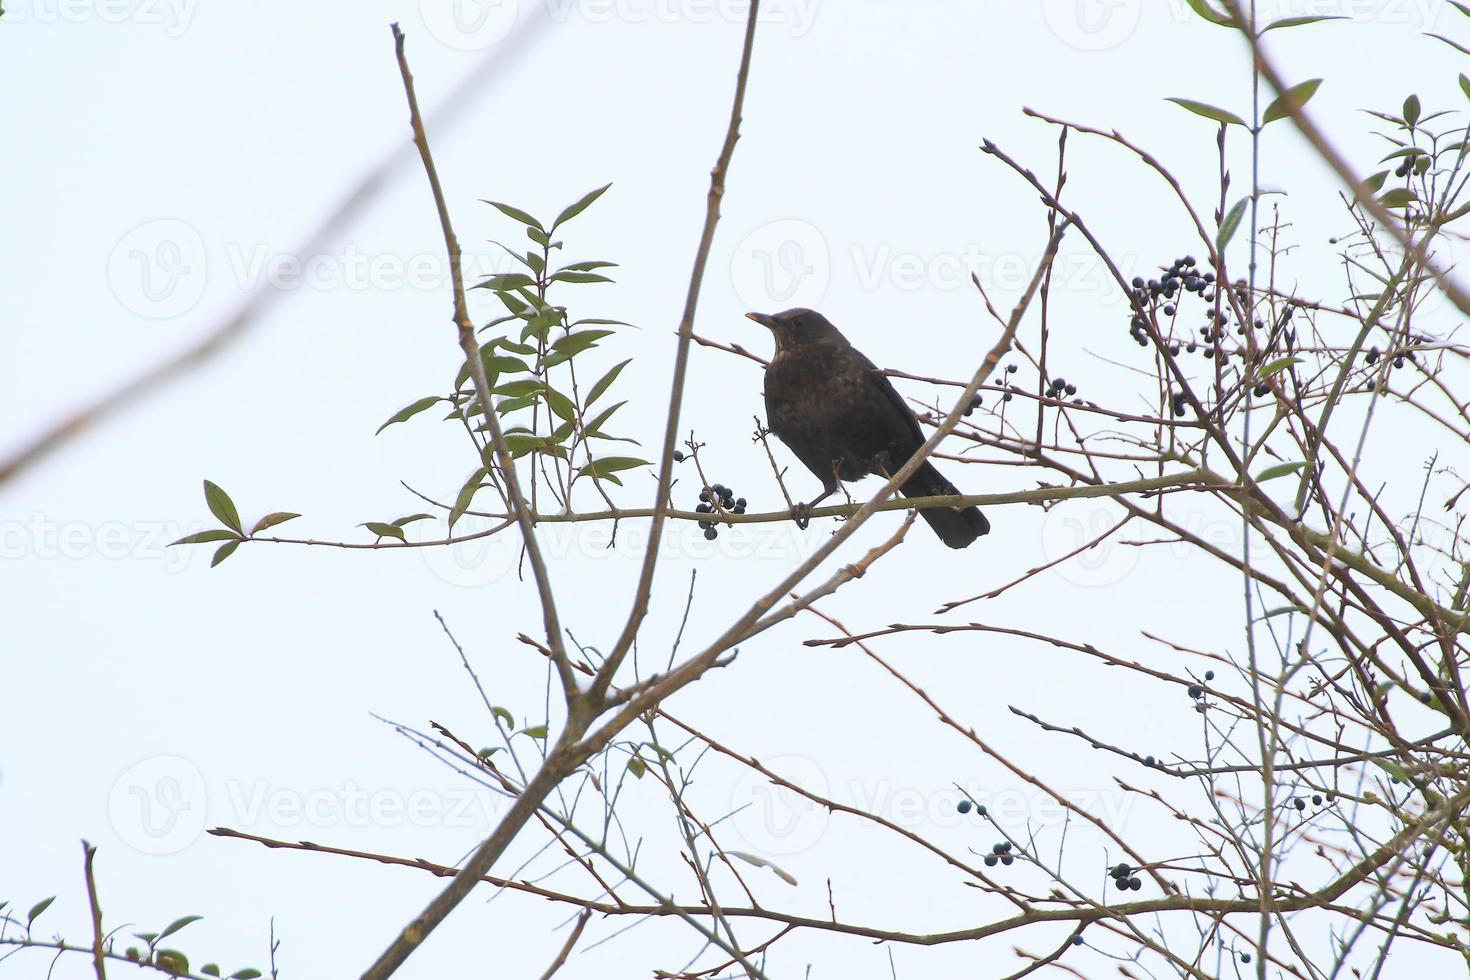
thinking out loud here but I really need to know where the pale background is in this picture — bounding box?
[2,1,1463,976]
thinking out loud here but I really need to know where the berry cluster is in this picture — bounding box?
[955,798,988,816]
[695,484,745,540]
[983,841,1015,867]
[1128,255,1216,347]
[1289,792,1332,812]
[1364,345,1417,369]
[1045,375,1080,404]
[1110,862,1143,891]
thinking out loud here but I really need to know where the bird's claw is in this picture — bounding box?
[791,502,812,529]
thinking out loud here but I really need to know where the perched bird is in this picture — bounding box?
[745,307,989,549]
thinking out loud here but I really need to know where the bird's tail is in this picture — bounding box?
[900,461,989,549]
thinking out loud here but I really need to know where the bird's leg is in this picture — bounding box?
[793,483,837,529]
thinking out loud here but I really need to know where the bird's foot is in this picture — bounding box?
[791,501,813,529]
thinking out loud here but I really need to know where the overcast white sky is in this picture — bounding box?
[4,1,1468,977]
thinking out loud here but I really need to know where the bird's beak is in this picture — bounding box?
[745,311,776,328]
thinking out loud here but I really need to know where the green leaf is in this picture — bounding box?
[1379,188,1418,208]
[1260,14,1344,32]
[1256,461,1307,482]
[361,522,406,542]
[493,379,545,398]
[1166,97,1245,127]
[169,529,241,547]
[203,966,221,977]
[155,950,189,976]
[1460,74,1470,102]
[1403,93,1422,128]
[481,200,543,231]
[250,512,301,535]
[376,396,442,435]
[474,272,536,292]
[496,339,538,356]
[551,182,611,230]
[492,706,515,729]
[393,513,435,528]
[543,330,614,368]
[211,540,240,567]
[1430,32,1470,57]
[1258,356,1300,379]
[571,317,634,328]
[26,896,54,925]
[228,971,263,980]
[527,226,551,247]
[552,329,615,354]
[1184,0,1233,25]
[521,724,548,739]
[449,468,488,529]
[626,755,647,779]
[1454,0,1470,18]
[579,456,651,479]
[1262,78,1322,124]
[582,400,627,435]
[586,359,631,407]
[203,480,242,534]
[543,387,577,422]
[1371,757,1410,781]
[1361,171,1389,196]
[548,270,614,285]
[556,260,617,273]
[494,395,539,416]
[1216,197,1248,252]
[158,915,203,941]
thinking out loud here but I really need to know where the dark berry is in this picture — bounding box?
[975,804,987,816]
[1254,383,1270,397]
[696,503,711,514]
[1065,384,1077,396]
[1312,794,1322,805]
[1002,392,1013,402]
[1183,254,1196,266]
[703,527,717,541]
[992,843,1005,855]
[1006,363,1018,373]
[1000,854,1014,866]
[1163,304,1176,316]
[1071,935,1083,946]
[1144,755,1156,766]
[698,488,711,502]
[672,450,685,462]
[1188,684,1203,699]
[984,854,998,867]
[1131,276,1145,288]
[1241,953,1252,964]
[733,504,746,514]
[1204,670,1214,681]
[1202,271,1216,283]
[1111,863,1130,878]
[1393,356,1405,368]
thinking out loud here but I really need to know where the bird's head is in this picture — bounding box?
[745,308,844,355]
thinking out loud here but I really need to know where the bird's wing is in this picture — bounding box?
[853,351,925,445]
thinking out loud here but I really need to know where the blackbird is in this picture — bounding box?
[746,307,989,548]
